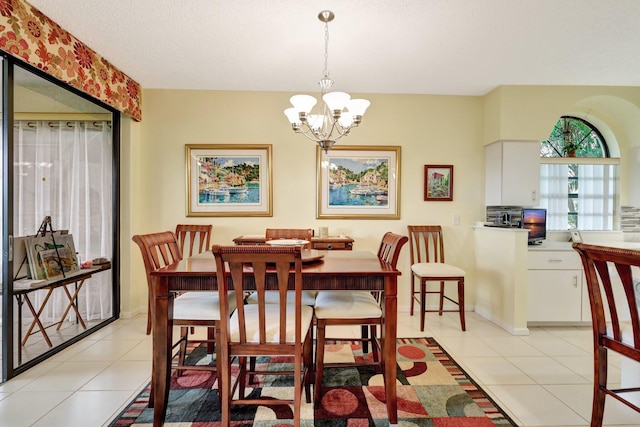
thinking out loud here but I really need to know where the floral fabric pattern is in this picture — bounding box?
[0,0,142,121]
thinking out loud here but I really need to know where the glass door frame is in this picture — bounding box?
[1,53,121,381]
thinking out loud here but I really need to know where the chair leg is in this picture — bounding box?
[206,327,215,356]
[370,325,380,367]
[303,329,313,403]
[438,281,445,315]
[238,356,247,399]
[592,347,607,426]
[177,327,189,377]
[219,346,231,427]
[314,320,327,407]
[458,279,466,331]
[361,325,369,354]
[146,299,152,335]
[420,281,426,332]
[249,357,257,384]
[410,275,416,315]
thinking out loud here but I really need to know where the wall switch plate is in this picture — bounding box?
[452,215,460,225]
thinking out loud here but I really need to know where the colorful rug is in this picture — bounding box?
[110,337,517,426]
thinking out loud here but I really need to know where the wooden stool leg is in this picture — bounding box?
[420,281,426,332]
[410,275,415,315]
[458,279,466,331]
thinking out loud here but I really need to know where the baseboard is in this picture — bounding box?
[119,307,144,319]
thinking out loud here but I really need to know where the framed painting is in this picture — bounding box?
[424,165,453,201]
[186,144,273,217]
[317,145,401,219]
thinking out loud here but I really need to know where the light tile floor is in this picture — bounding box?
[0,311,639,426]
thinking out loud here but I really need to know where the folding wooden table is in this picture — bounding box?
[13,263,111,363]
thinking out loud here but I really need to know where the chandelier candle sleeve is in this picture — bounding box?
[284,10,370,152]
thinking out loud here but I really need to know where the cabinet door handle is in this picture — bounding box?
[573,275,578,287]
[532,190,537,202]
[548,259,563,263]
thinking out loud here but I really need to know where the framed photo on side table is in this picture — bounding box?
[317,145,401,219]
[424,165,453,201]
[186,144,273,217]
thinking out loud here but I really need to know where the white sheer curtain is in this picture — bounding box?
[539,164,569,230]
[14,120,113,322]
[577,164,615,230]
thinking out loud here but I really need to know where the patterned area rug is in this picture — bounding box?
[110,337,517,426]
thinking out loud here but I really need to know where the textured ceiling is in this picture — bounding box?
[26,0,640,96]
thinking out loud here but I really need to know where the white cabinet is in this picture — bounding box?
[527,249,584,322]
[485,140,540,207]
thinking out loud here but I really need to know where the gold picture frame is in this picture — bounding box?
[316,145,401,219]
[186,144,273,217]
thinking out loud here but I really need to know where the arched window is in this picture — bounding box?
[539,116,618,231]
[541,116,608,158]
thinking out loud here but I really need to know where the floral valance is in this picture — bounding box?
[0,0,142,121]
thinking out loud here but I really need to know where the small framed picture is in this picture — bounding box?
[424,165,453,201]
[570,230,583,243]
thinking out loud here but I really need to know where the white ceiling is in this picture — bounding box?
[26,0,640,96]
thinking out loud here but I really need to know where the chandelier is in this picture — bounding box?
[284,10,370,152]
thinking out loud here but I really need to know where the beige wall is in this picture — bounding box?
[120,86,640,317]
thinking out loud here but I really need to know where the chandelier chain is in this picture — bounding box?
[323,20,330,79]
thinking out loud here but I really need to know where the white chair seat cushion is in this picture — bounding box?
[173,291,236,321]
[314,291,382,319]
[229,304,313,343]
[246,290,318,306]
[411,262,465,278]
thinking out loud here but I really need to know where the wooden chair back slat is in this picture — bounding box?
[377,232,408,268]
[212,245,303,347]
[408,225,445,264]
[132,231,182,284]
[175,224,212,257]
[265,228,313,249]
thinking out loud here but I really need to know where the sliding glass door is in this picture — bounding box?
[1,57,119,381]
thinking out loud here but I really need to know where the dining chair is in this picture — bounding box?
[573,243,640,426]
[245,228,317,305]
[132,231,234,377]
[175,224,214,338]
[175,223,212,257]
[407,225,466,331]
[313,231,408,406]
[212,244,313,427]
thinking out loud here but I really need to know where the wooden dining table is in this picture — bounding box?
[149,249,402,426]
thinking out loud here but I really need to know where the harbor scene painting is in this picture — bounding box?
[327,157,390,207]
[187,144,272,217]
[317,146,400,219]
[197,155,260,204]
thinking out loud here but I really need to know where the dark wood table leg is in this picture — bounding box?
[152,276,174,427]
[382,276,398,424]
